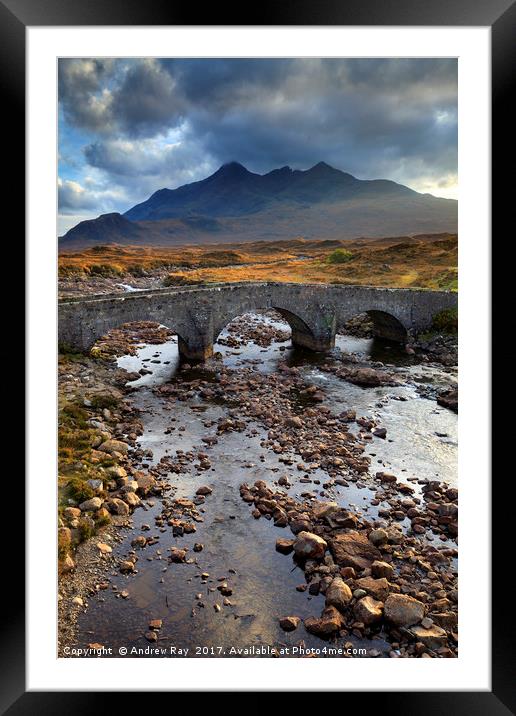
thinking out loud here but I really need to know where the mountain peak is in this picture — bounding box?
[307,161,339,174]
[215,161,250,177]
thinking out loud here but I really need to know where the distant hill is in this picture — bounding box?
[59,161,457,249]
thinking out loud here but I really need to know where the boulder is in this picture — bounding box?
[368,528,389,546]
[279,616,301,632]
[329,530,381,571]
[325,577,353,611]
[276,538,295,554]
[64,507,81,521]
[169,547,187,563]
[376,471,398,484]
[106,498,130,516]
[79,497,103,512]
[124,492,140,507]
[60,554,75,573]
[371,560,394,580]
[411,624,447,650]
[293,531,327,560]
[355,576,390,602]
[344,367,396,387]
[136,474,156,496]
[437,388,458,412]
[384,594,425,627]
[105,465,127,479]
[354,596,384,626]
[196,485,213,496]
[304,606,345,637]
[98,439,129,455]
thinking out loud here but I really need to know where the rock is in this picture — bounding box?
[371,560,394,580]
[217,583,233,596]
[61,555,75,573]
[304,606,345,637]
[293,531,328,560]
[58,526,72,545]
[196,485,213,496]
[286,416,303,428]
[384,594,425,627]
[344,367,396,387]
[329,531,381,571]
[373,427,387,438]
[411,624,447,650]
[276,538,295,554]
[106,465,127,479]
[99,439,129,455]
[437,388,458,412]
[354,596,383,626]
[355,577,390,602]
[279,616,301,631]
[145,631,158,642]
[64,507,81,521]
[72,596,84,607]
[149,619,162,630]
[368,528,389,546]
[96,542,112,555]
[169,547,187,563]
[87,478,103,493]
[79,497,103,512]
[106,498,130,515]
[340,566,356,579]
[124,492,140,507]
[95,507,111,522]
[376,471,397,484]
[312,502,340,520]
[136,474,156,496]
[119,560,135,573]
[325,577,353,611]
[131,536,147,548]
[273,507,288,527]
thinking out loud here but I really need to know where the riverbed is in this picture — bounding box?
[74,312,457,657]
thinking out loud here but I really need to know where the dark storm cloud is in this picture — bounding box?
[58,57,457,228]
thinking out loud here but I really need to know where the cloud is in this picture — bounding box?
[58,59,116,132]
[58,58,458,220]
[58,177,128,215]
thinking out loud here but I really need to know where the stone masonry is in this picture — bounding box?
[59,282,458,361]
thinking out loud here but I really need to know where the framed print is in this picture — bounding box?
[4,0,510,708]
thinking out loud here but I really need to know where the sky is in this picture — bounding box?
[58,58,458,235]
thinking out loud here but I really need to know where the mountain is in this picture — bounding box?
[59,162,457,249]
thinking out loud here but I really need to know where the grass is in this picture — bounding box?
[431,308,458,334]
[57,392,125,569]
[326,248,354,264]
[59,233,458,290]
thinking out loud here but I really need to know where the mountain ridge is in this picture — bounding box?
[60,161,457,249]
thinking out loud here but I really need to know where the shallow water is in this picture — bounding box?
[76,314,457,657]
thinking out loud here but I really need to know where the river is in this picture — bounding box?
[75,311,457,657]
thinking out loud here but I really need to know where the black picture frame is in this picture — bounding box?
[6,0,508,710]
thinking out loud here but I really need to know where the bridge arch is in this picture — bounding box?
[363,309,409,342]
[212,300,335,355]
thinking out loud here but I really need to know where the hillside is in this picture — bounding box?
[59,162,457,250]
[58,233,458,295]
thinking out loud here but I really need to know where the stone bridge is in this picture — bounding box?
[59,282,457,361]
